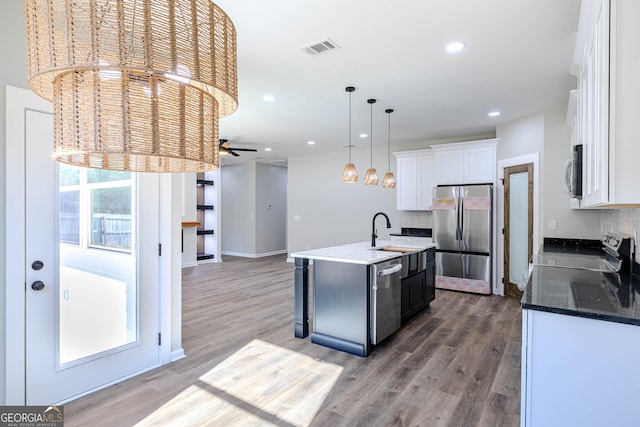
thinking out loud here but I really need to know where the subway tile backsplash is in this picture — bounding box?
[601,208,640,263]
[401,210,433,229]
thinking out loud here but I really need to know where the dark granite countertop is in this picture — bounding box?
[522,240,640,326]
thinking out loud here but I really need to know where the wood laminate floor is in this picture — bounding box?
[64,255,522,426]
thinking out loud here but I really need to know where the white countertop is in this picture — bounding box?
[291,240,436,265]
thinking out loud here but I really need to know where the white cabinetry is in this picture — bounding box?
[572,0,640,207]
[432,138,498,185]
[394,150,434,210]
[434,149,463,185]
[521,309,640,426]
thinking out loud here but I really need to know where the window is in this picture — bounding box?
[59,164,134,252]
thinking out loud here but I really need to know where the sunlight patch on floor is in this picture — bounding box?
[137,339,343,426]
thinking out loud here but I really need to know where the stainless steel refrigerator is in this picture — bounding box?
[432,184,492,294]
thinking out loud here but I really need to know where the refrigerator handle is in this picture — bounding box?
[456,188,462,242]
[459,194,464,243]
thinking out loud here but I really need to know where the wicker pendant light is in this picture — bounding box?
[363,98,379,186]
[341,86,358,183]
[382,109,397,188]
[24,0,238,172]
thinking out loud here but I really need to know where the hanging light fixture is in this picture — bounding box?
[363,98,379,186]
[341,86,358,183]
[382,109,397,188]
[24,0,238,172]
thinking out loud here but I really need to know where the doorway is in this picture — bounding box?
[503,163,534,298]
[6,86,161,405]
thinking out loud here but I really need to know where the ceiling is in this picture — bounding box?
[214,0,582,165]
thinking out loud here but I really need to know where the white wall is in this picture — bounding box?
[221,163,256,255]
[542,108,601,239]
[221,162,287,257]
[287,146,400,255]
[0,0,29,404]
[496,110,601,243]
[255,163,287,255]
[181,173,198,267]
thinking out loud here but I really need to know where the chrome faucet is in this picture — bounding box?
[371,212,391,247]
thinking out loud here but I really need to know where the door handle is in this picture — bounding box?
[32,260,44,270]
[31,280,45,291]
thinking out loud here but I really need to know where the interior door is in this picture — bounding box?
[503,163,534,298]
[11,87,160,405]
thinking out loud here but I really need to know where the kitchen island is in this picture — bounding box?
[292,240,436,356]
[521,242,640,427]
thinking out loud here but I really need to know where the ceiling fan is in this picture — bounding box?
[219,139,258,157]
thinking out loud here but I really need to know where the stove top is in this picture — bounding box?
[530,233,634,273]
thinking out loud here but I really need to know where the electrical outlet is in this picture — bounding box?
[548,219,557,231]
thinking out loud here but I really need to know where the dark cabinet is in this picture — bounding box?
[401,248,436,325]
[425,248,435,305]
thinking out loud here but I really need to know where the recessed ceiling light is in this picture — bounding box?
[307,140,315,145]
[488,111,501,117]
[264,147,272,152]
[445,41,466,53]
[263,95,275,102]
[359,133,368,138]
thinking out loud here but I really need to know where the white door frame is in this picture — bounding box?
[4,85,181,404]
[496,153,540,296]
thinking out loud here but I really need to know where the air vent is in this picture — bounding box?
[302,38,340,57]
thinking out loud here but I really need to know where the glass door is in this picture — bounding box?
[23,106,160,405]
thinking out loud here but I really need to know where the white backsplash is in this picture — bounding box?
[401,210,433,229]
[601,208,640,263]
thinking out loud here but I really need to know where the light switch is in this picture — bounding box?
[548,219,557,231]
[293,215,300,221]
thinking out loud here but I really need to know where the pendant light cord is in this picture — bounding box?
[348,91,352,163]
[370,102,373,166]
[387,112,391,170]
[368,99,376,167]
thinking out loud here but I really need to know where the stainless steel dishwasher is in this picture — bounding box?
[370,258,403,344]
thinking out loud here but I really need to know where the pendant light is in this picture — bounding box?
[341,86,358,183]
[382,109,397,188]
[364,99,379,186]
[24,0,238,172]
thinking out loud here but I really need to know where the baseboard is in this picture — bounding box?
[222,250,287,258]
[181,262,198,268]
[171,348,186,362]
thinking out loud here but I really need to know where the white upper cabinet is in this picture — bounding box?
[432,139,498,186]
[394,139,498,211]
[435,149,463,185]
[572,0,640,207]
[394,149,435,210]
